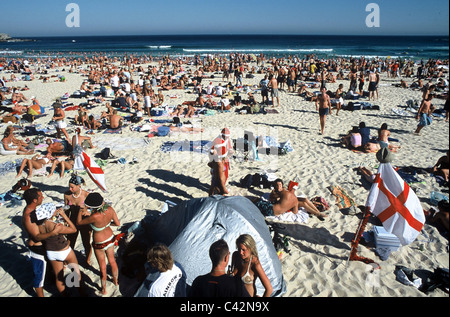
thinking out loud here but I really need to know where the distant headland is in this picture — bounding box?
[0,33,34,42]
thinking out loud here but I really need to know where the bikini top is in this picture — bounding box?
[90,222,111,232]
[241,256,254,285]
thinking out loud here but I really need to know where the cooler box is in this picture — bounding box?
[373,226,401,251]
[151,108,165,117]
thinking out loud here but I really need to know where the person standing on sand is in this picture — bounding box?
[368,71,377,101]
[22,188,63,297]
[268,75,280,107]
[77,192,120,295]
[415,95,434,135]
[52,103,70,140]
[315,87,332,135]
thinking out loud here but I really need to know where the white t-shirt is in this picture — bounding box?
[111,75,119,88]
[148,264,183,297]
[215,86,224,96]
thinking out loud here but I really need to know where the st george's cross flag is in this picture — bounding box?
[74,150,107,192]
[365,163,425,245]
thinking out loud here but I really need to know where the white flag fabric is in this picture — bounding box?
[365,163,425,245]
[74,150,107,192]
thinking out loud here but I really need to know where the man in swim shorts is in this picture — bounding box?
[368,71,377,101]
[22,188,63,297]
[415,95,434,135]
[316,87,332,135]
[268,75,280,107]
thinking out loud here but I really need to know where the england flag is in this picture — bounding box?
[74,150,107,193]
[365,163,425,245]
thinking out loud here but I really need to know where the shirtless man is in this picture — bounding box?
[22,188,63,297]
[315,87,332,135]
[431,150,449,182]
[105,109,123,129]
[268,75,280,107]
[268,179,299,216]
[368,71,377,101]
[270,179,328,219]
[415,95,434,135]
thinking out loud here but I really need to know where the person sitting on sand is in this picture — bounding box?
[87,115,102,130]
[254,178,327,219]
[270,179,328,220]
[341,126,362,150]
[428,200,449,232]
[46,138,72,156]
[378,123,400,151]
[102,109,123,129]
[16,153,55,178]
[72,127,95,150]
[430,150,449,182]
[185,104,196,118]
[48,155,75,178]
[74,106,89,128]
[357,166,377,184]
[1,127,34,155]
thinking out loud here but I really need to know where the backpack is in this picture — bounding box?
[311,196,330,212]
[100,147,113,160]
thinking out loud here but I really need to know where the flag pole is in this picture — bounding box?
[347,206,378,266]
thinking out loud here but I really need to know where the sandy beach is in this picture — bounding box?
[0,56,448,298]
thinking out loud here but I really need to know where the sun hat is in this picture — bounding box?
[376,148,393,163]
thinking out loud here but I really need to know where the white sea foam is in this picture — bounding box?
[182,48,334,53]
[147,45,172,49]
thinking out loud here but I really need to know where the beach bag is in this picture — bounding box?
[251,173,272,189]
[2,115,18,123]
[100,147,113,160]
[239,174,254,189]
[311,196,330,212]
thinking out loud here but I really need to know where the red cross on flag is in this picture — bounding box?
[365,163,425,245]
[74,150,107,193]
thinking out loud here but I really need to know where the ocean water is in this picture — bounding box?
[0,34,448,61]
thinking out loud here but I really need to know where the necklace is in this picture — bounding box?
[72,190,82,199]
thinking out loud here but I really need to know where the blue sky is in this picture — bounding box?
[1,0,448,37]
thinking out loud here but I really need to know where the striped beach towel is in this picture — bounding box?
[329,185,356,209]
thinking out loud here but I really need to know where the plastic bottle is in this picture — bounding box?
[128,221,141,234]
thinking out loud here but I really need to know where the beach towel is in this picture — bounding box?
[95,136,149,151]
[329,185,356,209]
[103,127,123,134]
[160,140,212,154]
[396,169,425,185]
[392,108,414,117]
[0,159,24,177]
[266,209,309,224]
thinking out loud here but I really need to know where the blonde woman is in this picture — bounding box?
[231,234,273,297]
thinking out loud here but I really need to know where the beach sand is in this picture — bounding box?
[0,60,448,297]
